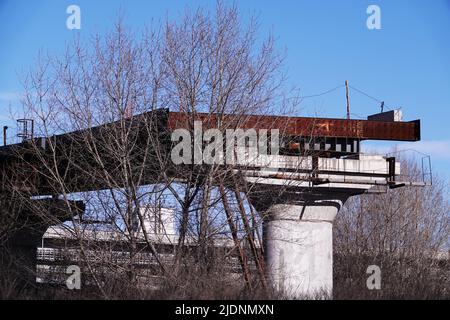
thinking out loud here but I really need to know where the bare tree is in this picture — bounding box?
[334,155,450,299]
[10,2,304,299]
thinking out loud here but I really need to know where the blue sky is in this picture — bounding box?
[0,0,449,178]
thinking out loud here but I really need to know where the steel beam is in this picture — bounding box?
[167,112,420,141]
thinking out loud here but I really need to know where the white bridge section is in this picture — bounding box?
[233,148,406,189]
[234,151,420,298]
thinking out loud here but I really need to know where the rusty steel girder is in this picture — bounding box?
[167,112,420,142]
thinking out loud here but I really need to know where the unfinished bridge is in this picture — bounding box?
[0,108,425,297]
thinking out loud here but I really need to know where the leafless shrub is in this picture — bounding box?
[334,155,450,299]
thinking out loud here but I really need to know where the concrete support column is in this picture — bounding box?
[262,194,349,299]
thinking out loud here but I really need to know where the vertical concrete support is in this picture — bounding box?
[263,195,349,299]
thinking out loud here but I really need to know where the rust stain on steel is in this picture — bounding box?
[167,112,420,142]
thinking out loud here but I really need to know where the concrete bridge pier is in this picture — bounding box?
[255,190,359,299]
